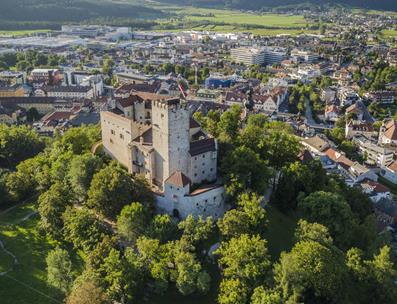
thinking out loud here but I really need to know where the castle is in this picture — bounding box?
[100,97,225,219]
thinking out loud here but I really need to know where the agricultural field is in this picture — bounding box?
[0,30,51,37]
[152,4,314,36]
[382,29,397,38]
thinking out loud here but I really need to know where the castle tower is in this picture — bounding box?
[152,98,190,188]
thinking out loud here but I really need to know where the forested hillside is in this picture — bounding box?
[0,0,164,30]
[154,0,397,11]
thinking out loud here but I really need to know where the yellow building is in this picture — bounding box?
[0,85,25,97]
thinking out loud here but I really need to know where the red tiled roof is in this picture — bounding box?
[165,171,191,187]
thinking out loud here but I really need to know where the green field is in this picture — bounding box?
[152,4,314,36]
[382,29,397,38]
[0,202,61,304]
[0,30,51,37]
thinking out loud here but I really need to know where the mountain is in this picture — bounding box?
[154,0,397,11]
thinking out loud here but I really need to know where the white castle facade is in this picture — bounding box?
[100,97,225,219]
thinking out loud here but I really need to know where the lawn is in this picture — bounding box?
[0,202,61,304]
[264,204,298,261]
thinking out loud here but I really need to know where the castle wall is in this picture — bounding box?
[156,184,225,219]
[101,111,135,172]
[189,151,218,185]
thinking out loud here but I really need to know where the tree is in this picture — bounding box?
[66,281,110,304]
[217,104,241,142]
[251,287,282,304]
[86,162,136,219]
[178,215,214,249]
[221,146,271,197]
[272,160,326,211]
[26,107,40,122]
[218,279,248,304]
[59,125,100,155]
[262,123,301,171]
[294,219,333,246]
[218,193,267,239]
[117,202,150,243]
[38,182,72,240]
[46,247,74,293]
[172,240,211,295]
[147,214,177,243]
[298,191,355,249]
[215,234,271,290]
[274,240,347,303]
[63,207,108,252]
[0,169,11,206]
[347,246,397,304]
[0,124,45,169]
[67,153,103,201]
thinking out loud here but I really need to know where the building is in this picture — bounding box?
[230,47,266,66]
[43,85,94,99]
[29,69,63,86]
[205,74,234,89]
[264,47,287,66]
[290,49,319,63]
[0,71,24,85]
[353,136,394,167]
[0,84,25,97]
[101,97,225,219]
[380,160,397,184]
[365,91,395,104]
[379,120,397,146]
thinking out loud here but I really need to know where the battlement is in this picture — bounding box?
[152,98,188,112]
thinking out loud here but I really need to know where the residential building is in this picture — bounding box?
[353,136,394,166]
[0,84,25,97]
[379,120,397,146]
[230,47,266,66]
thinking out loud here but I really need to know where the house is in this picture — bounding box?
[361,180,390,203]
[365,91,395,104]
[324,148,378,185]
[380,160,397,184]
[379,120,397,146]
[345,120,375,139]
[324,104,339,122]
[353,135,394,166]
[0,84,25,97]
[301,136,330,155]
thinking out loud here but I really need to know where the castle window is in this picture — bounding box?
[210,168,213,172]
[120,134,124,140]
[202,154,205,158]
[110,139,113,144]
[111,129,115,135]
[194,173,197,177]
[202,171,205,174]
[214,196,216,200]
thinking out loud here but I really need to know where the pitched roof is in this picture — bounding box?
[189,138,216,156]
[298,149,314,164]
[383,120,397,140]
[165,171,191,187]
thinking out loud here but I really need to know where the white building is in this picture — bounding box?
[101,97,225,219]
[230,47,265,66]
[264,47,287,66]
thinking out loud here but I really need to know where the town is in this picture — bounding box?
[1,5,397,304]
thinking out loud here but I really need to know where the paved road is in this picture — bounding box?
[304,97,333,130]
